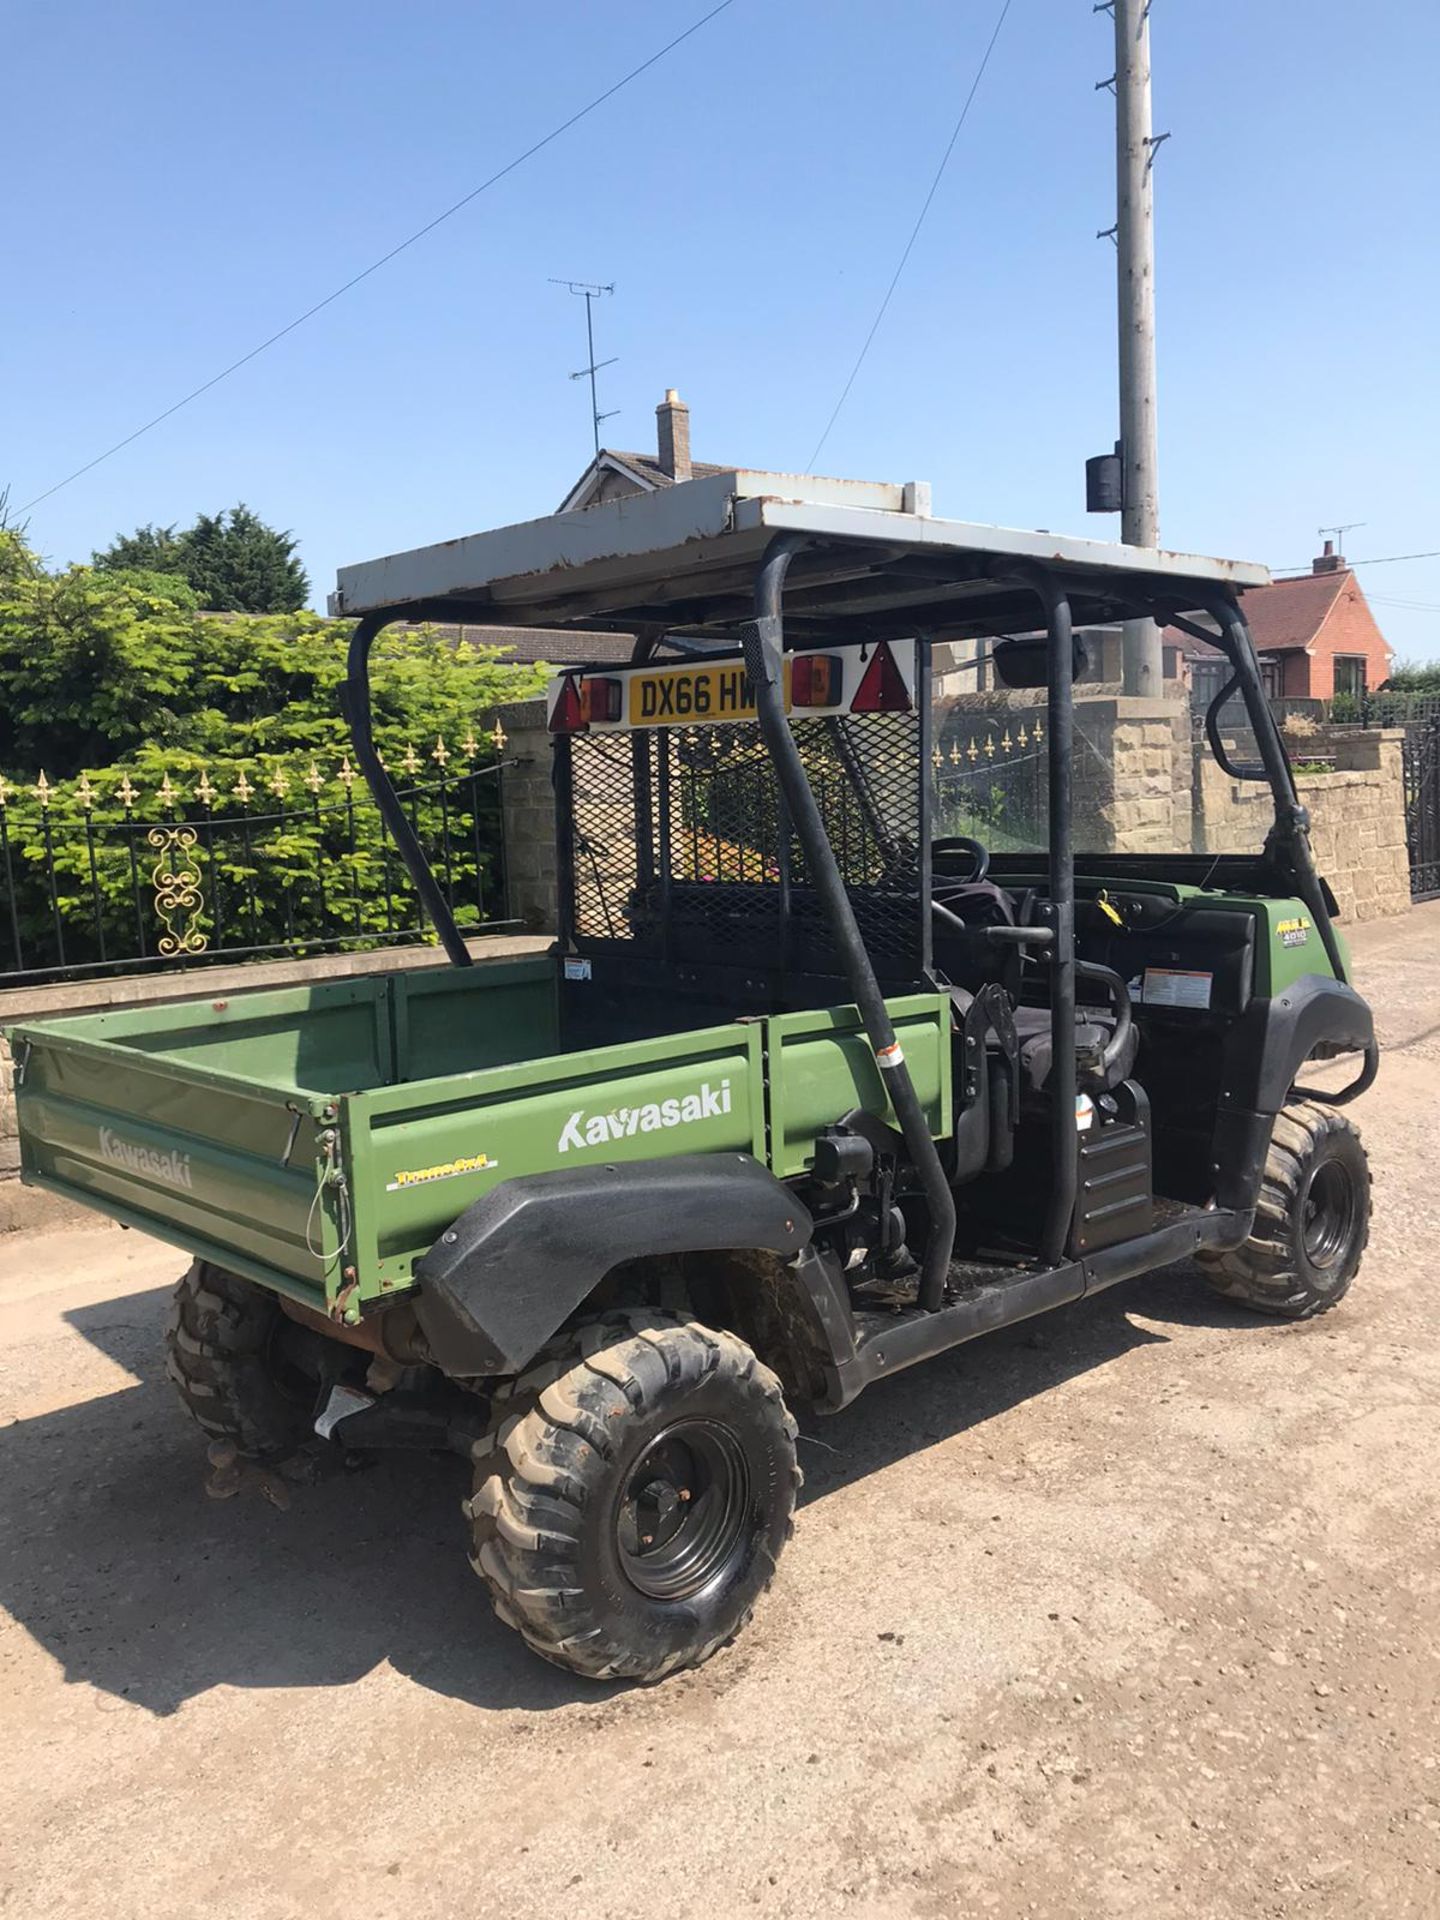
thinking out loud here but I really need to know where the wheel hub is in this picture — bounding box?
[616,1420,751,1602]
[1302,1157,1358,1270]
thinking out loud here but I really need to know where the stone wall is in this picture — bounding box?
[1074,695,1194,854]
[498,699,560,933]
[1190,727,1409,921]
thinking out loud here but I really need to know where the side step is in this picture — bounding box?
[821,1204,1250,1410]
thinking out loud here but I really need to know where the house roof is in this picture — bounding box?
[1170,568,1360,658]
[599,450,730,489]
[557,447,732,513]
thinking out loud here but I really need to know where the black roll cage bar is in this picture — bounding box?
[342,547,1356,1301]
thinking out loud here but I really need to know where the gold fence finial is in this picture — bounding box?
[432,734,449,767]
[195,771,216,807]
[268,767,289,800]
[35,771,51,809]
[233,770,254,804]
[491,717,508,752]
[462,728,480,758]
[304,761,324,795]
[337,756,356,789]
[116,773,138,810]
[75,773,97,812]
[158,773,176,809]
[401,743,421,775]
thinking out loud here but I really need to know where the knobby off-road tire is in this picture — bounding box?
[1199,1100,1371,1318]
[164,1261,313,1462]
[467,1312,801,1682]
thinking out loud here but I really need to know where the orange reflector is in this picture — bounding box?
[850,641,911,714]
[548,675,586,733]
[581,676,622,724]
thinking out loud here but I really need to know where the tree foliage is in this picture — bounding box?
[1383,658,1440,692]
[0,529,551,969]
[0,527,545,781]
[93,503,310,613]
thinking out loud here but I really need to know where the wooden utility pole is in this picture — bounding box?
[1113,0,1164,695]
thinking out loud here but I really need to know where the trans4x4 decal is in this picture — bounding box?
[558,1080,732,1153]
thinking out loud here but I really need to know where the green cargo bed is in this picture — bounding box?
[6,956,951,1319]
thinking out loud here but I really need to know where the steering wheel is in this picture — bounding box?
[932,835,990,884]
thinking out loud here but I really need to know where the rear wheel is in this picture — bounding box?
[1199,1101,1371,1318]
[466,1312,800,1681]
[164,1261,314,1461]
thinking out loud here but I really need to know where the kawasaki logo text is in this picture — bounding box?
[557,1080,732,1153]
[99,1127,193,1190]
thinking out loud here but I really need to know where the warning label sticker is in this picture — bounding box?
[1141,967,1213,1011]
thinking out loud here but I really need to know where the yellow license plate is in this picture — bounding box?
[628,662,766,727]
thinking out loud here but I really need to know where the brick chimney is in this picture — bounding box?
[1313,538,1344,575]
[656,389,691,481]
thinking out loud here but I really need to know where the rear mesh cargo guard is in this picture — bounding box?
[563,711,927,984]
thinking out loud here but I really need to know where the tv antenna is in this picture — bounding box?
[551,279,618,455]
[1318,521,1365,553]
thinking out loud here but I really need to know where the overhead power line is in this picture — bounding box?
[16,0,740,516]
[803,0,1016,473]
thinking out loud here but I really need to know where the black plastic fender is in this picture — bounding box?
[1219,977,1375,1116]
[1210,977,1376,1213]
[413,1154,813,1378]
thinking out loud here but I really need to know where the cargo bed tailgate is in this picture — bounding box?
[8,1023,332,1305]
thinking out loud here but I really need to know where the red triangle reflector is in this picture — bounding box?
[850,642,911,714]
[549,674,586,733]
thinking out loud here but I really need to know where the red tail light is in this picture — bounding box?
[791,653,841,708]
[850,641,911,714]
[581,676,622,724]
[548,674,587,734]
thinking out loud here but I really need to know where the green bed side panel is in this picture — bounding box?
[347,1021,768,1292]
[766,993,953,1180]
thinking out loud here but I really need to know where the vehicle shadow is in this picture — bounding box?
[793,1257,1264,1506]
[0,1262,1258,1718]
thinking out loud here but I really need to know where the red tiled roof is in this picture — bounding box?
[1168,569,1349,657]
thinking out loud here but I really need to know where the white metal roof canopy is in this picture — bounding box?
[331,470,1271,645]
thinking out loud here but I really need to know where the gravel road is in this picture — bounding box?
[3,905,1438,1919]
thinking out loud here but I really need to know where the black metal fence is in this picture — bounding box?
[1402,719,1440,902]
[0,739,513,984]
[933,707,1047,851]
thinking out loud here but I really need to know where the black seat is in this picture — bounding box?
[1012,1004,1138,1094]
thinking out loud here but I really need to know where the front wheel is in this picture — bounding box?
[467,1312,800,1681]
[1199,1101,1371,1318]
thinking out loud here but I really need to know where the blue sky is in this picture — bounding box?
[8,1,1439,655]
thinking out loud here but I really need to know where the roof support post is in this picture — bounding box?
[745,536,957,1312]
[1028,573,1080,1268]
[1203,594,1350,987]
[344,610,473,968]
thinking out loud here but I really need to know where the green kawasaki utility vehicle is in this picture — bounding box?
[7,474,1377,1681]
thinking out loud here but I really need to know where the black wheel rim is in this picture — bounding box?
[1302,1157,1358,1271]
[616,1420,752,1602]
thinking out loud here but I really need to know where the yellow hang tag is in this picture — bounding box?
[1096,889,1124,929]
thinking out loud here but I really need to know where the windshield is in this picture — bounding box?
[932,633,1279,859]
